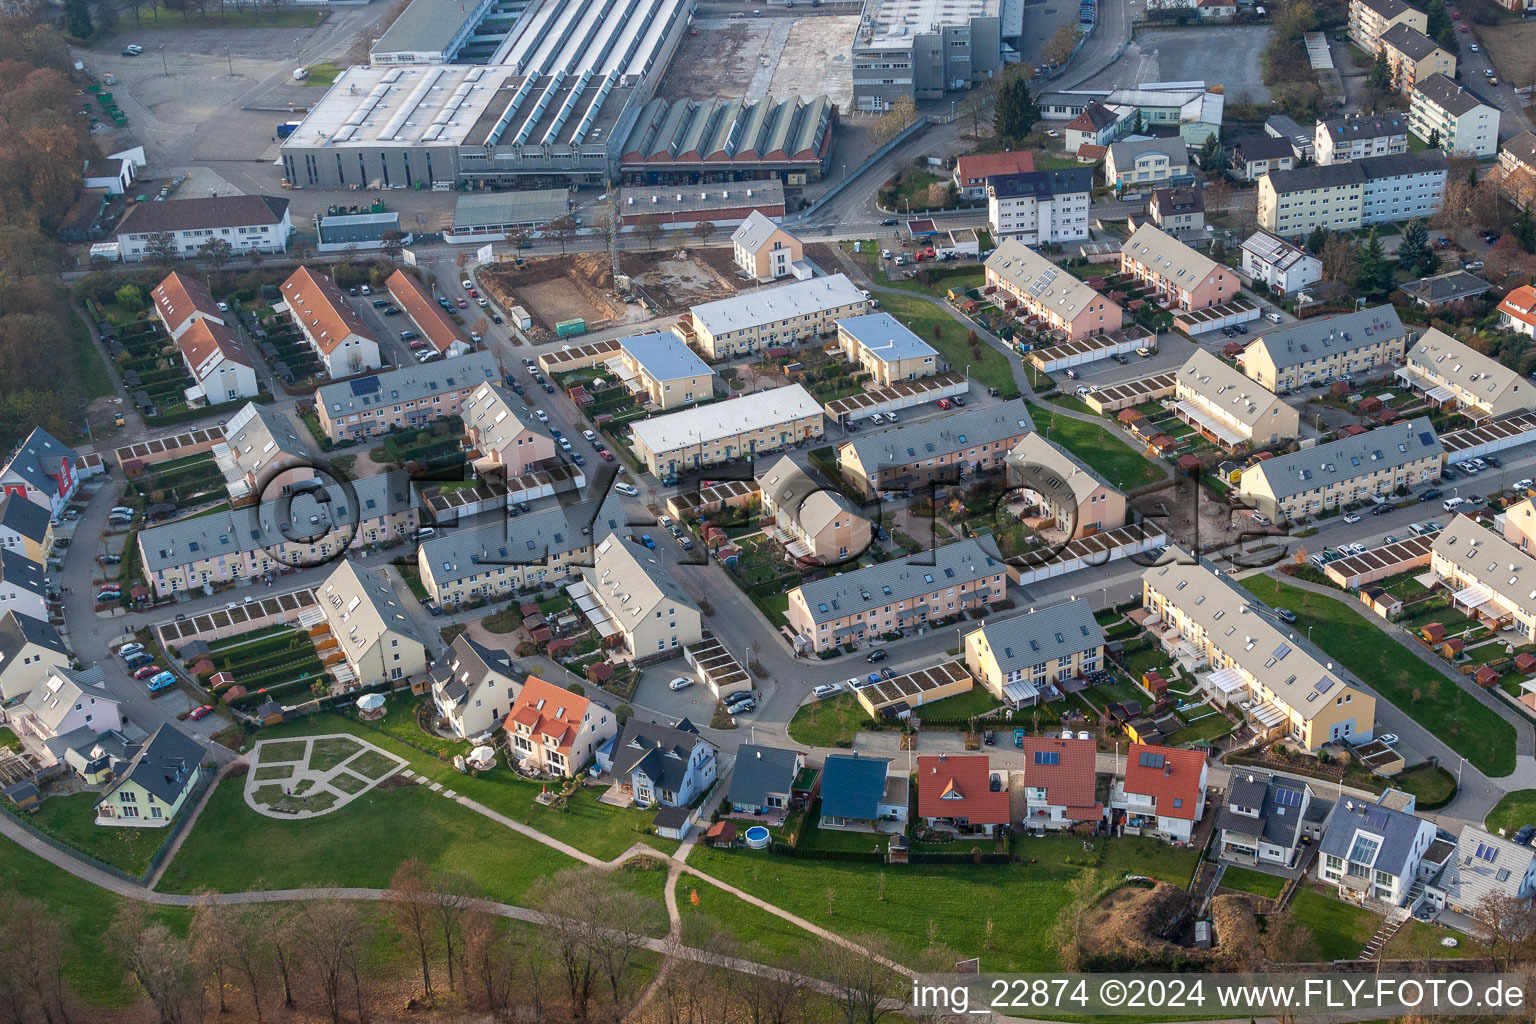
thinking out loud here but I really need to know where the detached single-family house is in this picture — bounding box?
[0,611,71,701]
[1214,770,1317,867]
[604,717,716,808]
[818,754,908,832]
[94,724,208,828]
[1115,744,1208,841]
[1231,136,1296,182]
[503,676,615,778]
[728,743,808,815]
[915,754,1010,836]
[0,427,79,517]
[1021,736,1101,831]
[1106,137,1190,189]
[731,211,805,281]
[1426,825,1536,918]
[429,633,520,741]
[13,666,123,753]
[1317,796,1437,905]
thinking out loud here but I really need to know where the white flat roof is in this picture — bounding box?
[283,65,516,150]
[630,384,822,453]
[691,274,865,337]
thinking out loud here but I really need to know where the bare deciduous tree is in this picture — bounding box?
[818,937,901,1024]
[546,216,578,255]
[294,902,370,1024]
[431,871,476,994]
[265,905,298,1009]
[0,891,73,1024]
[387,859,438,1005]
[190,892,232,1015]
[106,904,205,1024]
[462,908,517,1019]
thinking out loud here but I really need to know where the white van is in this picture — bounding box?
[1442,496,1467,513]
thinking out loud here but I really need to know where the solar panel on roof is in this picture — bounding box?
[349,376,381,396]
[1477,842,1499,862]
[1274,787,1302,807]
[1138,751,1165,768]
[1033,751,1060,765]
[1314,677,1335,695]
[1364,808,1390,829]
[1419,431,1434,447]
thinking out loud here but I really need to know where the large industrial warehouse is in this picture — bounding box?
[281,0,838,189]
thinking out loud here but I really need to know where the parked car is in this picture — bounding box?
[1276,608,1297,623]
[614,482,639,497]
[812,683,841,700]
[188,705,214,721]
[583,429,598,443]
[534,410,549,423]
[598,449,614,462]
[1342,512,1361,524]
[952,396,965,406]
[1250,512,1270,526]
[98,554,123,565]
[1420,487,1443,501]
[1484,455,1503,468]
[133,665,162,680]
[146,671,177,693]
[866,649,887,663]
[1372,503,1393,516]
[668,676,693,691]
[937,398,953,410]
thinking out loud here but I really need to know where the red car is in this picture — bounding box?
[936,398,953,410]
[468,288,479,298]
[456,298,469,308]
[188,704,213,720]
[408,338,427,349]
[1459,22,1467,29]
[132,664,161,680]
[598,449,615,462]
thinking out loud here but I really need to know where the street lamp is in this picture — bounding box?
[226,46,233,76]
[160,44,169,77]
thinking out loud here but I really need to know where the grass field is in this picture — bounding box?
[70,307,114,401]
[302,60,341,86]
[678,874,825,963]
[874,290,1019,399]
[1287,887,1378,961]
[1392,763,1457,809]
[1219,865,1286,899]
[1485,789,1536,836]
[29,792,162,876]
[788,693,878,748]
[1026,403,1165,489]
[309,736,363,772]
[1479,20,1536,87]
[914,686,1003,720]
[1241,575,1517,777]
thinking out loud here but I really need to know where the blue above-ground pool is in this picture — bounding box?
[744,825,771,849]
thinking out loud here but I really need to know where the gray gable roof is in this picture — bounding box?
[0,609,68,667]
[22,665,114,732]
[432,633,517,703]
[843,399,1035,471]
[0,495,49,543]
[1444,825,1536,911]
[1380,22,1441,60]
[968,599,1103,674]
[1414,73,1495,116]
[1319,797,1429,879]
[729,743,800,808]
[1233,136,1295,162]
[1218,770,1309,848]
[1242,305,1406,372]
[315,352,499,417]
[730,210,791,253]
[2,427,76,495]
[610,717,711,795]
[419,491,624,587]
[1506,130,1536,169]
[1243,416,1441,502]
[0,547,45,597]
[793,536,1008,625]
[105,723,205,805]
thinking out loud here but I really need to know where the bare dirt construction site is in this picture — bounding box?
[480,249,743,336]
[662,16,858,109]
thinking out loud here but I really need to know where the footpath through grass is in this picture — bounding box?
[1026,403,1165,489]
[1241,575,1517,777]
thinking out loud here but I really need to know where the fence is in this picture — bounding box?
[0,762,216,886]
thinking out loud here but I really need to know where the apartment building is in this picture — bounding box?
[1003,432,1127,537]
[1317,798,1437,906]
[785,537,1013,652]
[1397,327,1536,420]
[1174,349,1300,450]
[681,274,869,360]
[1230,136,1296,182]
[386,269,471,359]
[1360,150,1449,226]
[1236,416,1442,521]
[580,533,704,659]
[730,211,804,281]
[984,239,1124,343]
[462,381,558,478]
[952,150,1036,198]
[415,493,626,607]
[836,313,940,387]
[1499,285,1536,339]
[963,599,1105,707]
[1115,745,1209,842]
[836,399,1035,498]
[1410,75,1499,158]
[757,455,873,565]
[135,474,417,597]
[1430,514,1536,640]
[628,384,824,478]
[113,194,291,262]
[312,352,499,443]
[503,676,615,778]
[1119,223,1234,312]
[536,333,715,411]
[1147,187,1205,236]
[1240,230,1323,296]
[1239,305,1409,391]
[278,266,381,377]
[1315,111,1411,165]
[986,169,1093,244]
[1348,0,1427,55]
[1105,138,1190,189]
[1259,151,1447,236]
[1499,130,1536,182]
[1141,558,1377,749]
[1380,24,1456,94]
[312,561,430,688]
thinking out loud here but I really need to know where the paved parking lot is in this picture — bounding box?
[1080,25,1274,102]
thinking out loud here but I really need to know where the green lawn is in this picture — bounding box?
[1219,866,1286,899]
[243,711,675,859]
[309,736,363,772]
[788,693,878,748]
[874,290,1019,399]
[28,792,162,876]
[1286,887,1379,961]
[159,775,574,904]
[915,685,1003,720]
[1382,919,1473,959]
[1241,575,1518,777]
[1485,789,1536,836]
[257,739,308,762]
[302,60,341,86]
[678,874,826,963]
[1026,403,1164,490]
[1163,708,1236,747]
[70,306,114,401]
[1391,763,1457,809]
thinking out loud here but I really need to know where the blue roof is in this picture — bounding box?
[818,754,890,820]
[837,313,939,365]
[616,332,713,382]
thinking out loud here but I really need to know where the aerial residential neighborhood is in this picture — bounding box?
[9,0,1536,1016]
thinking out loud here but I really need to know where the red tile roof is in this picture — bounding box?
[503,675,589,755]
[954,151,1037,183]
[915,755,1010,825]
[177,318,254,379]
[387,269,468,355]
[1022,737,1099,818]
[152,271,222,335]
[1122,743,1206,821]
[1499,285,1536,328]
[280,266,374,355]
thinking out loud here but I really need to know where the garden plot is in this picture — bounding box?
[244,734,406,819]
